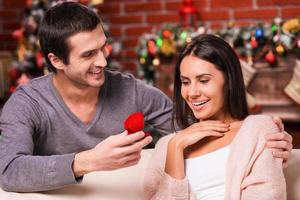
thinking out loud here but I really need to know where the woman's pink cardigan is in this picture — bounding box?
[143,115,286,200]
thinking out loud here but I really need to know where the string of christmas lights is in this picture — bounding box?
[136,18,300,84]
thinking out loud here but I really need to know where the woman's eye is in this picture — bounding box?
[181,81,189,85]
[200,80,209,83]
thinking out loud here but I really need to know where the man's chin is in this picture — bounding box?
[89,82,105,88]
[88,76,105,88]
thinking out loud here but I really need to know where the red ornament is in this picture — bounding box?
[8,67,21,80]
[162,30,172,39]
[9,86,17,94]
[79,0,89,5]
[265,51,276,65]
[17,73,31,86]
[124,112,150,137]
[250,37,258,49]
[179,0,198,27]
[26,0,32,7]
[12,29,24,40]
[147,40,157,56]
[36,51,44,69]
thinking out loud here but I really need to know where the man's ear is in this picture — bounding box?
[48,53,65,70]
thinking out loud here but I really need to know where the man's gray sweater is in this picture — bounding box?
[0,69,172,192]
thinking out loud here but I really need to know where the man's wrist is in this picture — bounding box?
[72,150,93,177]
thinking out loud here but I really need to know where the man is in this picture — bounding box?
[0,2,292,192]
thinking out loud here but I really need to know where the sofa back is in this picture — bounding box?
[285,149,300,200]
[0,149,299,200]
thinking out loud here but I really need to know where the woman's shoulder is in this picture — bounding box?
[243,114,279,136]
[246,114,272,122]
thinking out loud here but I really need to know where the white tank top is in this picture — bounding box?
[185,145,230,200]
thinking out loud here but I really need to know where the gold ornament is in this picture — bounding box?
[152,58,160,66]
[282,18,300,34]
[139,57,146,65]
[275,44,285,55]
[161,39,176,56]
[17,44,27,62]
[186,37,192,43]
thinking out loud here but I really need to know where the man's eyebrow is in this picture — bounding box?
[80,40,108,56]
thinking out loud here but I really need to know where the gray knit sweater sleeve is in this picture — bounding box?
[0,89,79,192]
[135,78,173,136]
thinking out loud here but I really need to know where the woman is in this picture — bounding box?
[143,34,286,200]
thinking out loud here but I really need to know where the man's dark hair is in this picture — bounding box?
[172,34,249,130]
[38,2,101,72]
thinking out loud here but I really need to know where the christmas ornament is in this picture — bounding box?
[275,44,285,55]
[136,17,300,111]
[17,73,31,85]
[35,51,44,69]
[9,86,17,94]
[162,30,172,39]
[255,28,264,39]
[26,0,33,7]
[265,51,276,65]
[152,58,160,66]
[79,0,89,4]
[280,34,292,49]
[161,39,176,56]
[136,15,300,106]
[179,0,198,28]
[273,34,280,43]
[272,24,278,32]
[282,18,300,34]
[8,67,21,80]
[216,18,299,67]
[147,40,157,56]
[12,29,24,40]
[250,37,258,49]
[137,18,300,86]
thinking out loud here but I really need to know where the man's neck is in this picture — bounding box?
[52,72,100,105]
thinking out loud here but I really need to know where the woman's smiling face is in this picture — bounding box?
[180,55,227,121]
